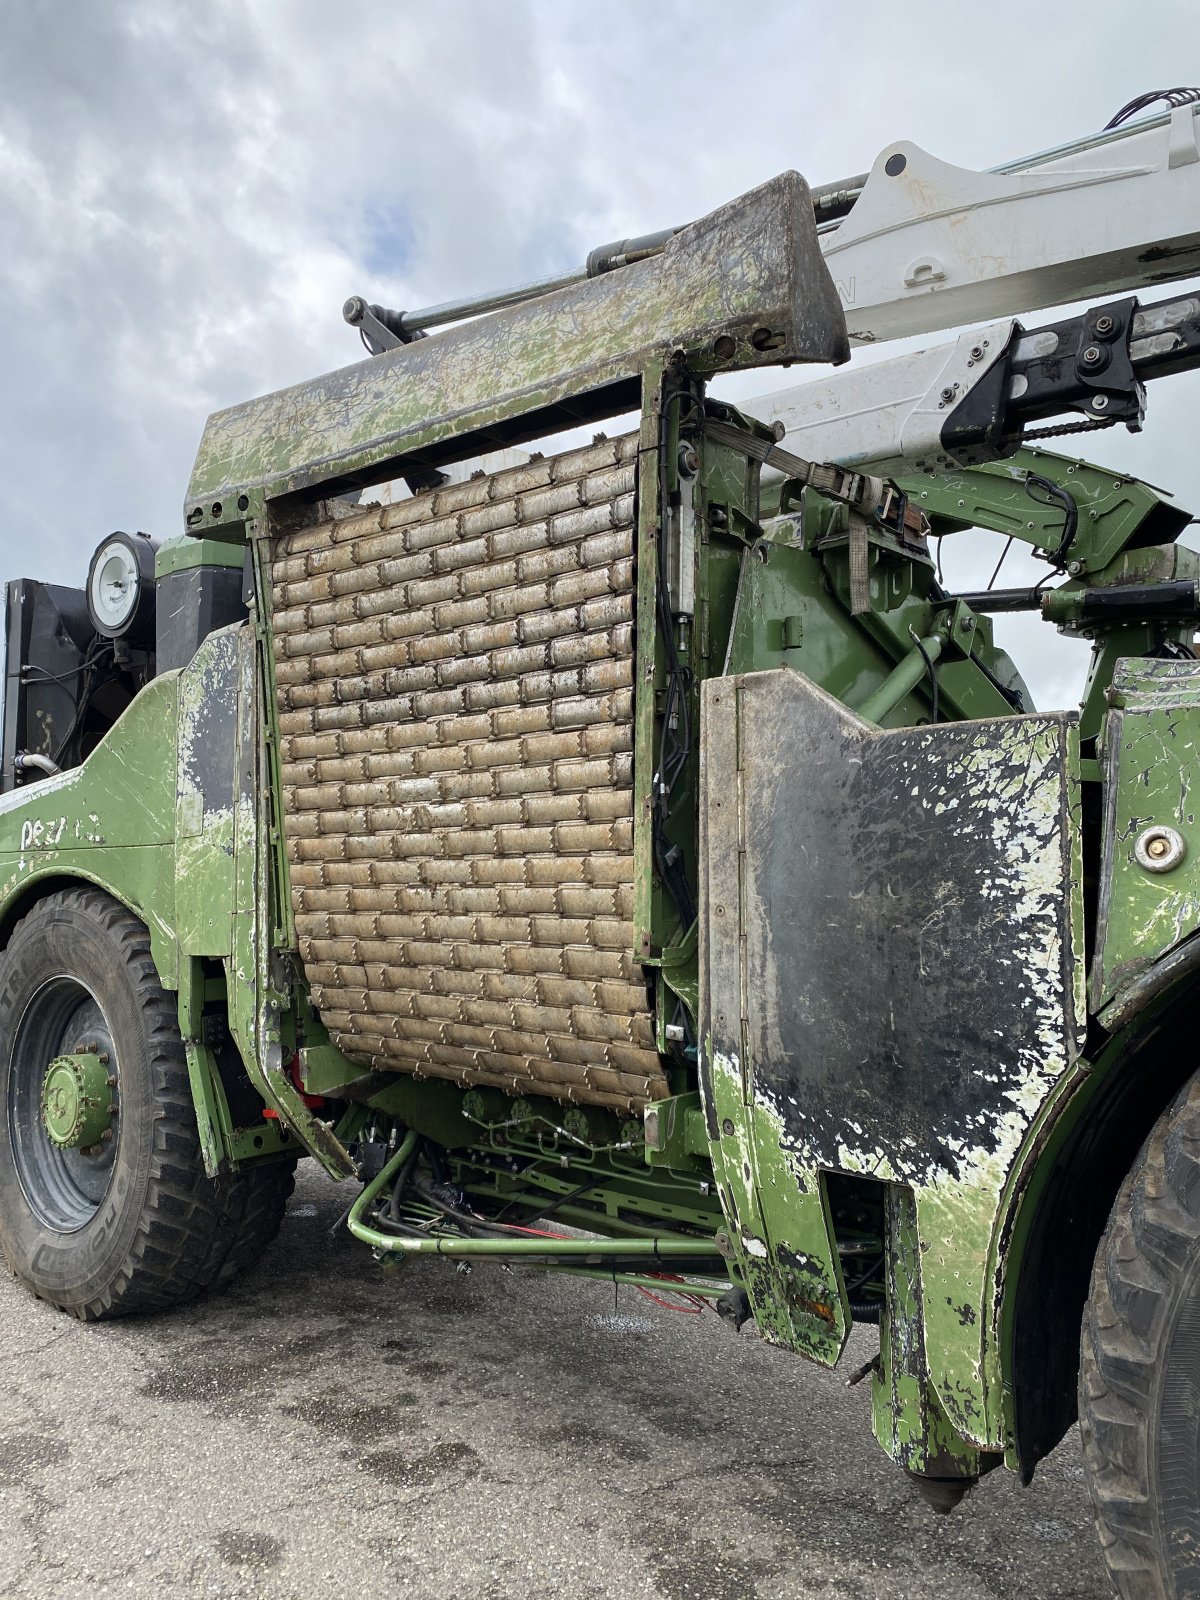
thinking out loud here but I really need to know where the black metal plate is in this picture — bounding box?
[700,669,1082,1186]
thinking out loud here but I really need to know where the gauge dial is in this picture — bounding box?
[85,531,156,644]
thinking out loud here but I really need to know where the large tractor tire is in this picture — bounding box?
[1081,1071,1200,1597]
[0,887,294,1319]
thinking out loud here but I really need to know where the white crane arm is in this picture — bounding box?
[820,103,1200,346]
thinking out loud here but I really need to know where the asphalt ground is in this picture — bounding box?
[0,1163,1110,1600]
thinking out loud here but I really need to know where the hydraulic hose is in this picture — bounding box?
[346,1131,723,1264]
[15,752,60,777]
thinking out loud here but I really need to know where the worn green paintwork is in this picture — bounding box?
[700,666,1085,1450]
[0,623,323,1179]
[0,675,180,983]
[896,445,1189,575]
[1092,656,1200,1011]
[873,1188,988,1479]
[703,1040,850,1364]
[643,1091,708,1171]
[697,674,849,1364]
[185,172,847,527]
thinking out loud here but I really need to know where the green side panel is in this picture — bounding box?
[704,1042,850,1364]
[0,678,179,982]
[1092,657,1200,1011]
[185,171,848,518]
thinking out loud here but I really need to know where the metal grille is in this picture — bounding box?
[270,433,666,1112]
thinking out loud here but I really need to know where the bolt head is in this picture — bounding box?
[1134,826,1187,874]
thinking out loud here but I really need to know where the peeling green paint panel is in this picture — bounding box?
[1092,657,1200,1011]
[874,1188,986,1478]
[702,1044,849,1363]
[0,677,180,984]
[174,626,250,958]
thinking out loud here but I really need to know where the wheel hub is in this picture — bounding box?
[41,1049,114,1152]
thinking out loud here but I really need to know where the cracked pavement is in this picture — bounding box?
[0,1164,1108,1599]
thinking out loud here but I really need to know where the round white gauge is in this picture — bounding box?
[87,535,146,638]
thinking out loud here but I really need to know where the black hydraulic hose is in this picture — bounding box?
[1025,473,1078,566]
[910,630,940,725]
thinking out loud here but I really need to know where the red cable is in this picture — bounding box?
[637,1287,704,1314]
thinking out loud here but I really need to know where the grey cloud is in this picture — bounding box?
[2,0,1198,710]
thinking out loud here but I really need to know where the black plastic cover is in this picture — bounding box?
[155,565,247,674]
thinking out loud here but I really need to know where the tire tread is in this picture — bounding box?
[0,888,294,1320]
[1081,1073,1200,1598]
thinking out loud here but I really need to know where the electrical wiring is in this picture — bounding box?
[49,636,117,768]
[1024,473,1078,566]
[636,1272,717,1315]
[652,387,704,931]
[1105,87,1200,130]
[637,1285,705,1314]
[20,661,88,689]
[908,627,940,725]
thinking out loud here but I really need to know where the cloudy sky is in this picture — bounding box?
[3,0,1198,706]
